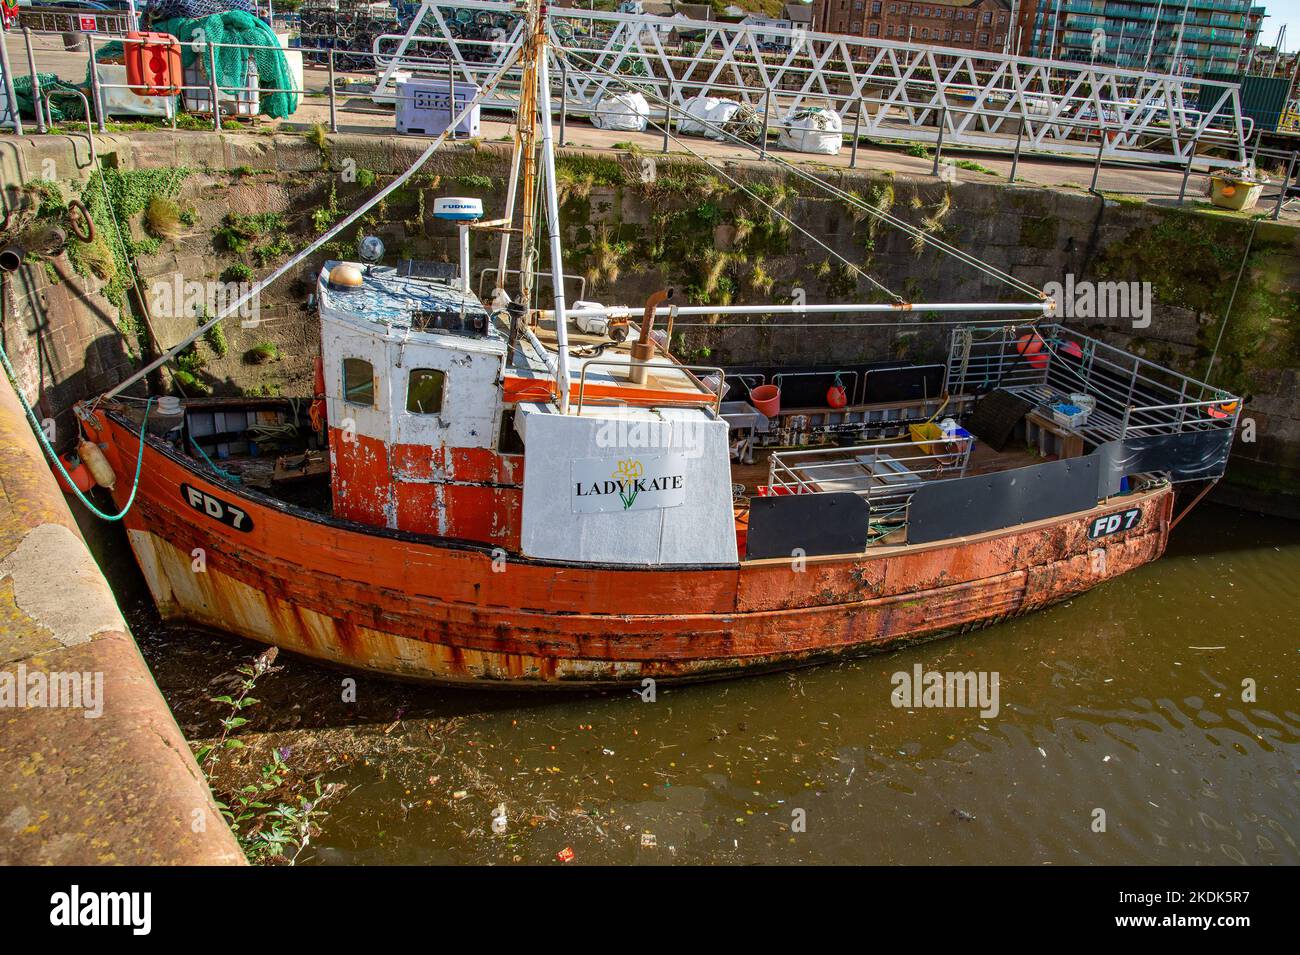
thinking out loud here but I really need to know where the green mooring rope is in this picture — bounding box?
[0,340,152,523]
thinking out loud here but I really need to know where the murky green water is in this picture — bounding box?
[96,504,1298,865]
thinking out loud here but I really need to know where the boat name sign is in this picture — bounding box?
[1087,506,1140,540]
[181,483,254,533]
[572,455,688,513]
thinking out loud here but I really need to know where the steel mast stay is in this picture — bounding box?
[534,1,574,414]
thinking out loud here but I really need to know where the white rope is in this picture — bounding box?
[652,119,901,302]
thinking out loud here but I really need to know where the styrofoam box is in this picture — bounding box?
[395,78,480,137]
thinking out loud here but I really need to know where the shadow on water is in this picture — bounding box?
[77,500,1300,865]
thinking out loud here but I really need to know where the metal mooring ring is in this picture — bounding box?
[66,199,94,243]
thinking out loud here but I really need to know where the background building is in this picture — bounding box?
[813,0,1016,54]
[1025,1,1267,77]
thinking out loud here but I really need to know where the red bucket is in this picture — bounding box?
[749,384,780,417]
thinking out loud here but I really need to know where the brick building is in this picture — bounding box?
[812,0,1017,55]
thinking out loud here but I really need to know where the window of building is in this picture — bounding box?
[979,32,988,46]
[869,21,880,35]
[871,0,881,13]
[851,18,862,29]
[406,368,446,415]
[966,30,973,41]
[944,29,951,40]
[982,11,991,24]
[343,358,374,407]
[921,27,929,37]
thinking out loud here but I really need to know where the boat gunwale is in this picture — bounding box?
[102,403,1171,573]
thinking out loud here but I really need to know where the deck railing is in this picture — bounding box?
[943,324,1241,443]
[767,434,973,524]
[574,358,725,416]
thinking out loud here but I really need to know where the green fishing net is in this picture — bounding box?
[91,10,298,119]
[10,73,88,122]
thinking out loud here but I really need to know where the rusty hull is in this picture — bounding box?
[98,409,1174,688]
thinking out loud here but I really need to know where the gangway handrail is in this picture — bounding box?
[575,358,725,416]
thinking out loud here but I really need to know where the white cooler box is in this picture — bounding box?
[96,64,171,117]
[395,78,481,137]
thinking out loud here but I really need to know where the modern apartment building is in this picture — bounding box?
[1025,1,1267,76]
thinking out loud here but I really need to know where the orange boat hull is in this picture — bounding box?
[97,411,1174,687]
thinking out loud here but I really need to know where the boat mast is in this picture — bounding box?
[534,4,573,413]
[508,0,543,315]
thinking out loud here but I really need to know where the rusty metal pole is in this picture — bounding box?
[931,105,946,177]
[850,98,863,169]
[1273,150,1297,220]
[22,27,45,134]
[558,57,567,146]
[1009,121,1024,183]
[1178,155,1193,204]
[760,87,772,159]
[86,38,105,134]
[0,17,21,135]
[663,79,671,153]
[208,40,222,131]
[446,52,455,141]
[1089,130,1104,193]
[327,48,338,133]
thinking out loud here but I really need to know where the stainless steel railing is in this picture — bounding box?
[767,433,973,523]
[943,324,1241,443]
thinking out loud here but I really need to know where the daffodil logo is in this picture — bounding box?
[613,458,644,510]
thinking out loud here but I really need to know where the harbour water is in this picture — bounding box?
[100,503,1298,865]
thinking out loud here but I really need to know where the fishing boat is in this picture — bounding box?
[75,2,1239,687]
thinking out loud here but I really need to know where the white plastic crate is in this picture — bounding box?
[395,78,480,137]
[183,56,259,119]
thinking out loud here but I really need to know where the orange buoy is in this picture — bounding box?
[1015,332,1049,370]
[826,374,848,409]
[1205,400,1239,420]
[54,451,95,494]
[124,31,183,97]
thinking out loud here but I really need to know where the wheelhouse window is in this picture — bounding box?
[406,368,446,414]
[343,357,374,406]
